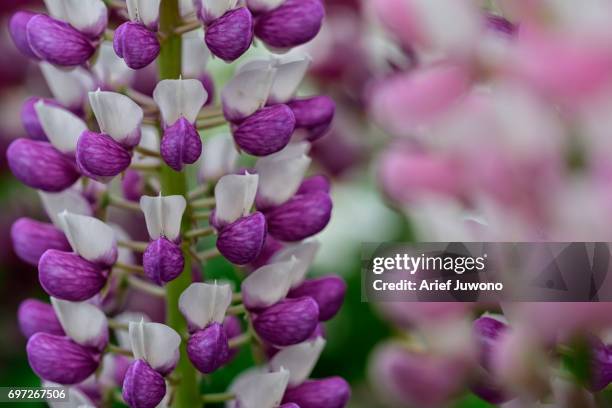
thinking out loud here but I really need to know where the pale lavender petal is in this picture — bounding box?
[76,131,132,182]
[233,105,295,156]
[21,97,62,140]
[265,191,332,241]
[9,11,39,59]
[205,7,254,62]
[122,359,166,408]
[11,217,71,266]
[143,237,184,286]
[216,212,267,265]
[282,377,350,408]
[7,139,80,192]
[253,297,319,346]
[26,332,99,384]
[287,96,335,141]
[288,276,346,321]
[26,14,95,66]
[113,22,160,70]
[38,249,108,301]
[18,299,65,339]
[160,117,202,171]
[187,323,229,373]
[255,0,324,49]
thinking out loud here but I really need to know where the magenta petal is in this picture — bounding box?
[18,299,65,339]
[143,237,185,286]
[26,14,95,66]
[200,72,215,106]
[253,296,319,346]
[9,11,39,59]
[255,0,324,49]
[288,276,346,321]
[21,97,62,140]
[122,359,167,408]
[39,249,108,301]
[233,105,295,156]
[473,316,508,371]
[187,323,230,374]
[279,404,301,408]
[223,316,242,362]
[160,117,202,171]
[282,377,351,408]
[591,340,612,392]
[76,131,132,182]
[287,96,335,141]
[265,191,332,241]
[27,333,99,385]
[297,175,331,195]
[7,139,80,192]
[216,212,267,265]
[205,7,254,62]
[113,22,160,70]
[11,217,71,266]
[121,169,144,202]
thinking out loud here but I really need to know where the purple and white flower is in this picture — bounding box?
[269,336,326,386]
[229,368,290,408]
[114,0,161,69]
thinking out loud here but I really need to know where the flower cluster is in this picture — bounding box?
[8,0,348,407]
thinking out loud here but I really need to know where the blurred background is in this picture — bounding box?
[4,0,612,407]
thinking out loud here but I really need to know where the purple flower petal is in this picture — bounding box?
[217,212,267,265]
[7,138,80,192]
[287,96,335,141]
[27,332,99,384]
[187,323,230,374]
[113,22,160,70]
[26,14,95,66]
[76,131,132,182]
[121,169,144,202]
[223,315,242,362]
[591,340,612,392]
[21,97,62,141]
[288,276,346,321]
[143,237,185,286]
[485,13,517,36]
[297,175,330,195]
[205,8,254,62]
[18,299,65,339]
[255,0,324,49]
[282,377,350,408]
[265,191,332,241]
[233,105,295,156]
[473,316,507,371]
[200,72,215,106]
[160,117,202,171]
[11,217,71,266]
[122,359,167,408]
[9,11,39,59]
[279,404,301,408]
[253,296,319,346]
[39,249,108,301]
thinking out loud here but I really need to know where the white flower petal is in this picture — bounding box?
[179,0,196,17]
[128,321,181,373]
[51,298,108,349]
[196,0,238,22]
[214,173,259,225]
[241,258,297,309]
[58,211,117,265]
[255,142,311,206]
[39,189,92,227]
[222,66,276,121]
[178,282,232,330]
[182,29,210,79]
[113,311,151,349]
[89,90,144,145]
[45,382,96,408]
[132,125,161,166]
[40,62,95,110]
[126,0,161,29]
[153,78,207,125]
[93,42,135,89]
[140,195,187,241]
[269,337,326,385]
[62,0,108,37]
[268,54,311,104]
[198,133,238,181]
[35,101,87,154]
[246,0,285,13]
[44,0,67,19]
[270,240,320,287]
[232,368,290,408]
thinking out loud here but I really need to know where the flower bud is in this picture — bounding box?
[21,97,62,141]
[7,139,80,192]
[187,322,230,373]
[288,276,346,321]
[113,22,160,70]
[179,282,232,332]
[297,175,330,195]
[205,7,254,62]
[282,377,351,408]
[253,296,319,346]
[255,0,324,49]
[265,191,332,241]
[11,218,71,266]
[287,96,335,141]
[26,332,99,384]
[39,249,108,301]
[143,237,185,286]
[160,117,202,171]
[269,337,326,386]
[26,14,95,66]
[76,131,132,182]
[88,90,144,148]
[18,299,64,338]
[9,11,38,59]
[122,169,144,202]
[122,359,166,408]
[216,211,267,265]
[233,105,295,156]
[128,321,181,375]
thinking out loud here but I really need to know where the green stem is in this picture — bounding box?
[202,392,235,403]
[158,1,200,407]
